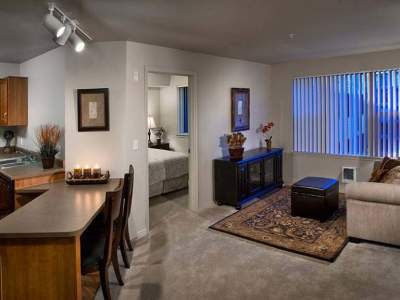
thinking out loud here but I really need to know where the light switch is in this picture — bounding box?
[132,139,139,151]
[19,137,24,146]
[133,71,139,82]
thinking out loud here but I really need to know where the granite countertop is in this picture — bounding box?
[0,163,64,180]
[0,179,122,238]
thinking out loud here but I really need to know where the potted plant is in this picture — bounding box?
[261,122,274,151]
[35,124,62,169]
[227,132,246,161]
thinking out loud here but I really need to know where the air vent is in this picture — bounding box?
[342,167,357,183]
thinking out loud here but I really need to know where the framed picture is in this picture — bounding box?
[77,88,109,131]
[231,88,250,132]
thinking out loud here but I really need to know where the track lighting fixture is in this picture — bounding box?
[43,7,65,38]
[55,21,72,46]
[69,32,85,52]
[43,3,92,52]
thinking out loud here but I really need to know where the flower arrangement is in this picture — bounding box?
[261,122,274,150]
[35,124,62,169]
[227,132,247,148]
[227,132,246,160]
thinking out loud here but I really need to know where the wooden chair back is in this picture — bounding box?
[103,179,124,266]
[121,165,134,233]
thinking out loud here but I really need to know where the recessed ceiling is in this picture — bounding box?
[2,0,400,64]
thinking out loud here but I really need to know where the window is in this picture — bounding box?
[178,86,189,135]
[293,69,400,158]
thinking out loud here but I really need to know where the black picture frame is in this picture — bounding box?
[77,88,110,132]
[231,88,250,132]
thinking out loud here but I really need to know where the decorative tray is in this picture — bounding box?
[66,171,110,185]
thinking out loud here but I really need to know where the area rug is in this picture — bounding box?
[210,187,347,262]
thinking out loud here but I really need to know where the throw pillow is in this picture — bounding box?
[381,166,400,184]
[369,157,400,182]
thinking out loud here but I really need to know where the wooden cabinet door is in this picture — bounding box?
[0,175,14,212]
[0,79,8,125]
[247,159,263,194]
[7,77,28,126]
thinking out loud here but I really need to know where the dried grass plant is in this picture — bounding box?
[35,124,62,158]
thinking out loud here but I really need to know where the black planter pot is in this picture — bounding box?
[41,157,55,169]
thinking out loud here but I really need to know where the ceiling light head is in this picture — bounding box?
[55,22,73,46]
[44,11,65,38]
[288,33,296,40]
[69,32,85,52]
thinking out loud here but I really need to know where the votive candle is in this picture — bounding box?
[83,165,92,178]
[93,164,101,178]
[73,164,82,178]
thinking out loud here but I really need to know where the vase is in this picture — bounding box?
[229,147,244,161]
[41,157,55,169]
[265,139,272,151]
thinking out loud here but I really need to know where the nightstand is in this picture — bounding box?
[148,142,170,150]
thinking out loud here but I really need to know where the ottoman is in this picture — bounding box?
[291,177,339,221]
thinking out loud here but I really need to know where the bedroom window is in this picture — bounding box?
[178,86,189,135]
[293,69,400,158]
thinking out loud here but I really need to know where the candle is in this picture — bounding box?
[93,164,101,178]
[83,165,92,178]
[73,164,82,178]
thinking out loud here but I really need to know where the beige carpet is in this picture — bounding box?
[210,188,347,261]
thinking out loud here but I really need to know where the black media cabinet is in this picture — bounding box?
[213,148,283,209]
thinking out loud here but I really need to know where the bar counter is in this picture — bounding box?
[0,179,121,300]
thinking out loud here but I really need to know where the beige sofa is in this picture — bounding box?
[346,181,400,246]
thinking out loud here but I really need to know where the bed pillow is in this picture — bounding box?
[381,166,400,184]
[369,157,400,182]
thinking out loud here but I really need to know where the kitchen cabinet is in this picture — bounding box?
[0,173,14,214]
[0,76,28,126]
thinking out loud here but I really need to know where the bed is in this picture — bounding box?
[148,148,189,197]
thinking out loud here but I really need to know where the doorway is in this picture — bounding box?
[145,68,198,229]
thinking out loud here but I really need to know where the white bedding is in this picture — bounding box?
[148,148,189,186]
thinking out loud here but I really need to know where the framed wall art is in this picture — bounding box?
[231,88,250,132]
[77,88,110,131]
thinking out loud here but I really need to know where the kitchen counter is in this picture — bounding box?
[0,178,123,300]
[0,179,121,238]
[0,163,64,180]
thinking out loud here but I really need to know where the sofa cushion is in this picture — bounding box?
[369,157,400,182]
[381,166,400,184]
[346,182,400,206]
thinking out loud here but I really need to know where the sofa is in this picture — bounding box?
[345,164,400,246]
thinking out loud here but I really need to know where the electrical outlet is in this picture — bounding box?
[18,137,24,146]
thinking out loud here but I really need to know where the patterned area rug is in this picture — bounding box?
[210,187,347,261]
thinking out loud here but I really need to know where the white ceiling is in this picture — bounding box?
[2,0,400,64]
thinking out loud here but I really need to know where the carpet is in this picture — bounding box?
[210,187,347,261]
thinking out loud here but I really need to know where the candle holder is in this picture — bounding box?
[66,170,110,185]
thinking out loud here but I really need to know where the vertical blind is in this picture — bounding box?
[178,86,189,135]
[293,69,400,158]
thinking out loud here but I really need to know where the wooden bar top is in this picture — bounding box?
[0,179,121,238]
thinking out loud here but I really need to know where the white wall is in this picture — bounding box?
[126,41,273,227]
[147,87,161,127]
[0,63,20,147]
[159,75,189,153]
[59,40,273,238]
[272,48,400,190]
[0,63,19,78]
[19,48,66,158]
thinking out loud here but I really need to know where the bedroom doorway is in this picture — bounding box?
[145,69,198,227]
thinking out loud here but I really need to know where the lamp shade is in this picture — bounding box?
[148,116,156,128]
[44,12,65,38]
